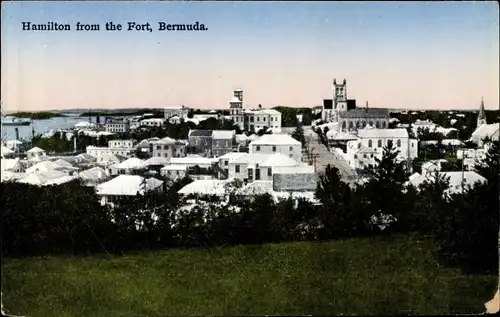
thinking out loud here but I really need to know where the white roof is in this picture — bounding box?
[27,146,45,153]
[247,134,259,141]
[230,97,242,103]
[471,123,499,140]
[96,175,163,196]
[177,179,231,196]
[79,167,107,181]
[235,134,248,142]
[1,146,14,156]
[26,161,65,174]
[230,153,301,168]
[169,156,214,166]
[1,158,22,171]
[160,164,189,171]
[144,157,170,166]
[212,130,236,139]
[441,139,463,146]
[358,128,408,139]
[113,158,146,169]
[249,134,301,146]
[17,170,70,186]
[218,152,246,161]
[53,159,74,168]
[407,171,487,194]
[272,165,315,174]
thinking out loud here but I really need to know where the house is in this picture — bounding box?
[26,146,46,161]
[1,146,14,158]
[420,159,448,176]
[149,137,187,158]
[160,164,189,180]
[140,118,164,128]
[164,106,189,120]
[470,123,499,146]
[188,129,213,156]
[412,119,437,135]
[215,152,246,179]
[95,153,121,167]
[86,139,137,161]
[406,171,487,196]
[109,158,146,176]
[105,119,130,134]
[345,128,418,170]
[96,175,164,206]
[26,160,78,175]
[212,130,236,157]
[0,158,24,173]
[78,166,108,186]
[227,152,306,183]
[17,170,77,186]
[243,108,282,133]
[248,134,302,162]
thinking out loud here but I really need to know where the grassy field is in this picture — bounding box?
[1,233,497,316]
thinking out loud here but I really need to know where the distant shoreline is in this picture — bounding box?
[8,111,68,120]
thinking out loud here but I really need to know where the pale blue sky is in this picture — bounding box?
[2,1,499,111]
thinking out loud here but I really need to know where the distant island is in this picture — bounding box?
[10,111,68,120]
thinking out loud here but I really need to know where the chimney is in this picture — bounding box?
[15,128,19,140]
[365,101,369,112]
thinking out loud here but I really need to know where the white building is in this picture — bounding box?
[78,166,109,186]
[412,119,437,135]
[249,134,302,162]
[105,119,130,134]
[140,118,165,128]
[149,137,187,158]
[346,128,418,170]
[164,106,189,120]
[0,158,24,173]
[244,108,282,133]
[86,139,137,161]
[96,175,164,206]
[109,158,146,176]
[227,152,307,183]
[26,147,46,161]
[406,171,487,196]
[160,164,188,180]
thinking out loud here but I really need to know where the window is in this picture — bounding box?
[263,117,266,121]
[267,168,272,176]
[370,154,374,158]
[387,140,393,147]
[272,146,276,152]
[357,143,361,149]
[354,154,358,159]
[289,154,293,158]
[397,139,401,147]
[289,146,293,151]
[257,117,260,121]
[235,165,240,173]
[377,140,382,147]
[363,154,367,158]
[368,140,372,148]
[225,141,229,147]
[216,141,220,147]
[256,146,260,151]
[224,160,228,166]
[411,143,414,147]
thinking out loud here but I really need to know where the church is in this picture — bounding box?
[322,79,390,133]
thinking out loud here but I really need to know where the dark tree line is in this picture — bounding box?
[2,141,498,275]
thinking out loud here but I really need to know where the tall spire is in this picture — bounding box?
[477,97,487,127]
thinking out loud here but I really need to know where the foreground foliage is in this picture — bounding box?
[2,234,496,316]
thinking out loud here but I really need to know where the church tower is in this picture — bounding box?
[333,78,348,121]
[230,89,244,130]
[477,97,487,128]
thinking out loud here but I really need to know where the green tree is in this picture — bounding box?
[291,123,307,149]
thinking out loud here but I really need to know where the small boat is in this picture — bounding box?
[1,103,32,126]
[2,118,32,126]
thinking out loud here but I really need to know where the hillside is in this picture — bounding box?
[1,234,496,316]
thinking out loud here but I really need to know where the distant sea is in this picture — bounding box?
[1,116,98,141]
